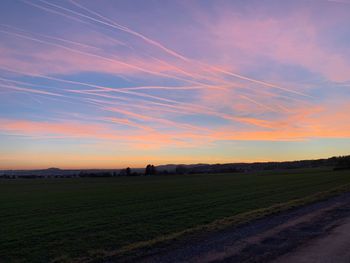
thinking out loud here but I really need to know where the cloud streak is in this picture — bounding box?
[0,0,349,168]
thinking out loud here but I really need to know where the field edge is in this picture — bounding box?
[69,183,350,263]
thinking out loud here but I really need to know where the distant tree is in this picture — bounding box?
[175,165,187,175]
[125,167,131,176]
[145,165,150,176]
[145,164,157,176]
[150,165,157,175]
[334,156,350,170]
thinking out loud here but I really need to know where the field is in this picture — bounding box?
[1,168,350,262]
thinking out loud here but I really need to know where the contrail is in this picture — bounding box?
[0,70,238,124]
[0,77,126,108]
[0,83,62,96]
[65,0,281,91]
[104,117,153,132]
[239,95,278,112]
[0,66,186,106]
[0,29,178,79]
[240,85,310,105]
[104,107,209,132]
[21,0,306,99]
[0,27,222,89]
[0,23,100,51]
[27,0,238,89]
[118,86,210,91]
[67,85,210,92]
[0,29,208,89]
[82,89,280,130]
[85,97,201,116]
[72,86,181,105]
[148,54,234,87]
[1,68,193,109]
[210,66,311,98]
[0,70,279,130]
[1,75,175,111]
[29,0,189,61]
[68,0,190,61]
[84,98,209,133]
[0,80,198,133]
[327,0,350,4]
[21,0,91,25]
[62,0,310,98]
[0,76,64,91]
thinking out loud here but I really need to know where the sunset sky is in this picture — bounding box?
[0,0,350,169]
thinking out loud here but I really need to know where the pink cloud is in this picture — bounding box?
[191,10,350,82]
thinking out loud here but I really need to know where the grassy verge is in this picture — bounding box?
[81,183,350,263]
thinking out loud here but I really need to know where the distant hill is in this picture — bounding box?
[1,155,349,178]
[156,163,209,172]
[155,156,350,174]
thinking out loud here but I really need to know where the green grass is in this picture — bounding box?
[1,168,350,262]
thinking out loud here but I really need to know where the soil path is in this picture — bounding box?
[115,192,350,263]
[272,217,350,263]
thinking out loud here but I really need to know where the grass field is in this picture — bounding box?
[1,167,350,262]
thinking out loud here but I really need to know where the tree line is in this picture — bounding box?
[1,155,350,179]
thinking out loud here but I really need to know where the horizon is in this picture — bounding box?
[1,154,348,171]
[1,0,350,169]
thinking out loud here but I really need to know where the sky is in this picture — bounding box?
[0,0,350,169]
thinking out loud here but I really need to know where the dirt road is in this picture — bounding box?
[117,192,350,263]
[272,217,350,263]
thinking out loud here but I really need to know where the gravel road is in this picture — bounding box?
[113,192,350,263]
[272,217,350,263]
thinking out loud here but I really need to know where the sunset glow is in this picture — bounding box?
[1,0,350,169]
